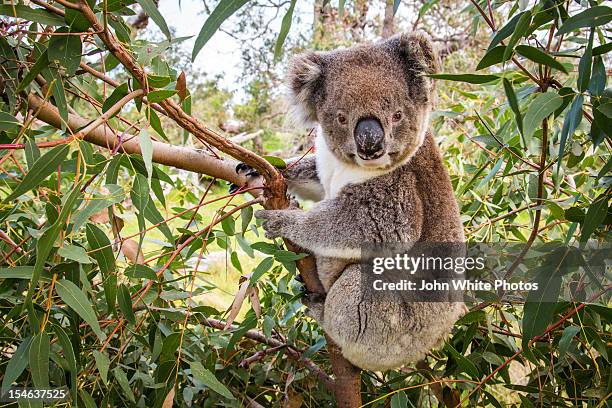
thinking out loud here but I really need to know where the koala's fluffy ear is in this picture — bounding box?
[286,52,325,126]
[394,31,439,75]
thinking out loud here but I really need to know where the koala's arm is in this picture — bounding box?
[256,175,423,259]
[283,156,324,202]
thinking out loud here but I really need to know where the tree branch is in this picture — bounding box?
[27,94,244,185]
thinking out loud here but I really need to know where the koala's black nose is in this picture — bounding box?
[354,117,385,160]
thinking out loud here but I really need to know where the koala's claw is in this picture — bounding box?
[232,162,264,195]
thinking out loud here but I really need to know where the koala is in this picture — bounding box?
[250,32,465,371]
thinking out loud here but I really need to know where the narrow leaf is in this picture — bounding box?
[515,45,568,73]
[556,5,612,35]
[92,350,110,385]
[192,0,249,62]
[118,284,135,324]
[3,144,69,203]
[427,73,500,84]
[273,0,296,62]
[523,92,563,138]
[1,337,32,393]
[86,224,115,275]
[558,326,580,360]
[503,11,532,62]
[136,0,171,39]
[56,279,106,341]
[0,5,65,25]
[503,78,523,136]
[190,362,235,399]
[29,332,50,389]
[48,27,82,76]
[557,94,583,175]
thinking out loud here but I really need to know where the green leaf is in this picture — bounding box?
[42,67,68,128]
[522,266,563,347]
[147,89,177,103]
[102,83,129,113]
[0,111,20,131]
[139,128,153,185]
[556,94,583,175]
[580,194,608,244]
[445,343,480,378]
[86,224,115,275]
[488,11,528,51]
[0,5,65,25]
[190,361,235,400]
[144,199,174,243]
[241,206,253,232]
[0,266,49,280]
[136,0,171,39]
[593,42,612,56]
[479,157,504,187]
[523,92,562,138]
[192,0,249,62]
[24,184,82,306]
[391,391,409,408]
[427,73,500,84]
[338,0,345,16]
[393,0,401,15]
[250,256,274,284]
[503,11,532,62]
[274,0,296,62]
[1,337,32,393]
[503,78,523,136]
[112,367,135,402]
[146,74,172,88]
[118,284,135,324]
[92,350,110,385]
[556,5,612,35]
[146,107,168,141]
[25,138,40,169]
[589,56,606,96]
[3,144,69,203]
[577,30,593,92]
[515,45,568,74]
[262,155,287,168]
[558,326,580,360]
[58,244,92,264]
[48,27,82,76]
[476,45,506,70]
[125,264,157,280]
[56,279,106,341]
[17,50,50,92]
[29,332,50,388]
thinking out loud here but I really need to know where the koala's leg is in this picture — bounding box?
[283,156,324,202]
[316,256,350,291]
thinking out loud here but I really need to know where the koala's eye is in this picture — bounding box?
[392,110,403,123]
[337,113,348,126]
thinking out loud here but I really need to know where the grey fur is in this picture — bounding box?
[255,32,465,371]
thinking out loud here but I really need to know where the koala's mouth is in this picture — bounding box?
[354,152,392,169]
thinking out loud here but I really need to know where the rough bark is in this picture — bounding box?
[382,0,395,38]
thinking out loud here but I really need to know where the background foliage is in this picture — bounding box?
[0,0,610,407]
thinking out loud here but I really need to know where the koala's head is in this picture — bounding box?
[287,32,438,170]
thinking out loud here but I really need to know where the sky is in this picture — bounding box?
[156,0,244,92]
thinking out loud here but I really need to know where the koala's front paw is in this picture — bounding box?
[229,163,264,194]
[254,209,292,239]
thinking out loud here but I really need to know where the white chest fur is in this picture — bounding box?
[315,129,387,199]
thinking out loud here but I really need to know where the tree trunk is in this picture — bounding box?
[382,0,395,38]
